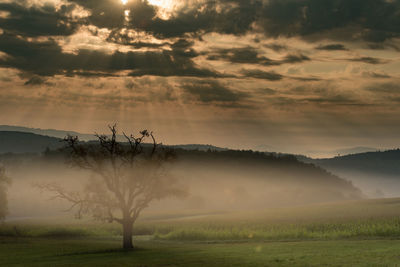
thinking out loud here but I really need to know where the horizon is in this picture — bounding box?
[0,124,393,158]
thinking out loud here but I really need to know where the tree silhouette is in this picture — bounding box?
[0,165,11,221]
[41,125,186,249]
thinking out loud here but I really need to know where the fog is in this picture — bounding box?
[1,150,368,221]
[317,169,400,199]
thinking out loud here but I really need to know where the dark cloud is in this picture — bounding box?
[0,0,398,82]
[0,1,80,36]
[24,76,47,86]
[367,43,400,51]
[66,0,400,44]
[128,65,221,78]
[241,69,283,81]
[362,72,391,79]
[131,0,260,38]
[67,0,260,39]
[106,29,169,48]
[256,88,277,95]
[62,0,400,44]
[0,34,220,78]
[207,47,310,66]
[316,44,348,51]
[350,56,388,64]
[170,39,199,58]
[290,76,322,82]
[65,71,117,78]
[259,0,400,43]
[282,53,311,64]
[2,0,400,45]
[207,47,276,65]
[365,83,400,94]
[301,95,364,106]
[264,43,288,52]
[0,34,67,76]
[106,34,198,57]
[181,80,248,105]
[67,0,129,29]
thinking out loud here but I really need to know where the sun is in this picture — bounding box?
[120,0,176,19]
[121,0,173,9]
[147,0,176,19]
[147,0,174,10]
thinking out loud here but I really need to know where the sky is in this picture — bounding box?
[0,0,400,156]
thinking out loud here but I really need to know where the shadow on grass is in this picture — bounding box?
[59,246,147,257]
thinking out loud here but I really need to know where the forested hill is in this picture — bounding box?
[0,131,63,154]
[309,149,400,177]
[0,131,226,154]
[170,149,363,206]
[0,125,95,141]
[300,150,400,197]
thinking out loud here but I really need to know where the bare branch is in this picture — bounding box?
[41,124,187,249]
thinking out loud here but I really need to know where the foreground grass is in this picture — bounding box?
[1,237,400,266]
[2,198,400,266]
[4,198,400,242]
[4,218,400,241]
[154,218,400,241]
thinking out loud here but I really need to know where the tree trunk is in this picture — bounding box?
[122,219,133,249]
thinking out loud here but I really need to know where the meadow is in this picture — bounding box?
[2,198,400,266]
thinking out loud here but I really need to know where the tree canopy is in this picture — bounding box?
[42,125,187,249]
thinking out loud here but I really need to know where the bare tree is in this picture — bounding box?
[41,125,186,249]
[0,165,11,221]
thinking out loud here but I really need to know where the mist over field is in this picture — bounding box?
[1,129,399,222]
[2,148,362,219]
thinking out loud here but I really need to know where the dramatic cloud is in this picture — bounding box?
[0,1,83,36]
[1,0,400,155]
[0,33,219,78]
[241,69,283,81]
[207,47,310,66]
[24,75,48,86]
[259,0,400,43]
[349,57,388,65]
[316,44,348,51]
[181,80,249,105]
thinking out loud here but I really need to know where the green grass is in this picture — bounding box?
[2,198,400,266]
[153,218,400,241]
[3,198,400,241]
[148,198,400,242]
[1,237,400,266]
[4,218,400,242]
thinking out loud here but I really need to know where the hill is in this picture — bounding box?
[169,149,363,209]
[0,132,363,216]
[0,131,227,154]
[302,150,400,198]
[0,125,96,141]
[170,144,227,151]
[0,131,63,154]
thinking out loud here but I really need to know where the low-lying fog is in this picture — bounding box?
[1,150,372,220]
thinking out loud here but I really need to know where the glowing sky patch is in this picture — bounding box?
[147,0,174,9]
[147,0,177,19]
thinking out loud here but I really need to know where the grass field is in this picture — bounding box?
[2,198,400,266]
[1,238,400,266]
